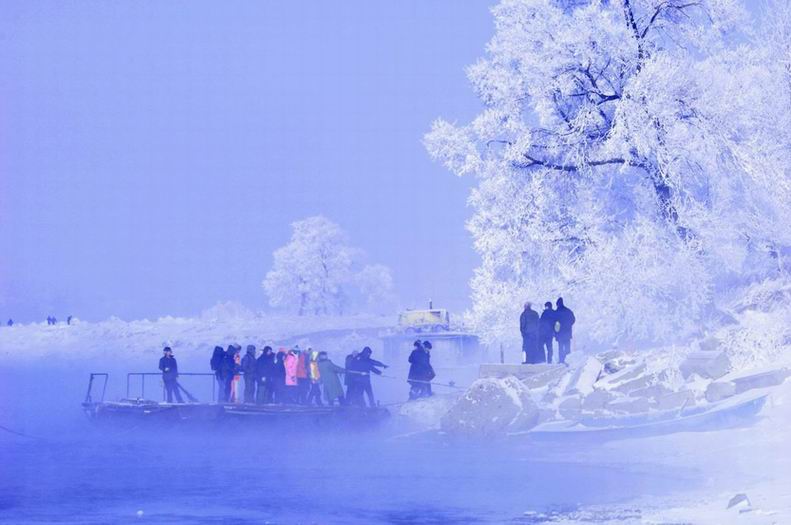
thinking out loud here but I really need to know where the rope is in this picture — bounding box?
[0,424,46,441]
[344,369,466,390]
[379,374,465,390]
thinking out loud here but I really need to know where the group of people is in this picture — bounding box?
[45,315,73,325]
[158,341,440,407]
[208,344,390,408]
[520,297,576,365]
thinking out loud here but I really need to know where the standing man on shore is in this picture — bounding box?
[555,297,576,364]
[539,302,556,364]
[520,302,540,364]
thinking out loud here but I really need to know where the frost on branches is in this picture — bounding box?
[262,216,395,316]
[426,0,791,346]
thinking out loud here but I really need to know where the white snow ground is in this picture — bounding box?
[0,303,394,366]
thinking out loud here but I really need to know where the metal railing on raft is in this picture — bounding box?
[126,372,218,401]
[84,373,109,404]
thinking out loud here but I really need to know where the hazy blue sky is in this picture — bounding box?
[0,1,493,322]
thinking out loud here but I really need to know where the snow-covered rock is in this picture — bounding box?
[652,390,695,411]
[581,389,615,411]
[564,357,603,396]
[478,363,567,389]
[679,350,732,380]
[596,363,648,390]
[398,394,458,429]
[630,384,673,400]
[606,396,651,415]
[558,396,582,420]
[730,369,790,394]
[705,381,737,403]
[440,376,539,437]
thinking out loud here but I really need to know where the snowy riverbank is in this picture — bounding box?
[0,303,395,364]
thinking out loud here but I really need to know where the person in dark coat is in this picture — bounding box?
[520,302,541,364]
[422,341,436,396]
[159,347,184,403]
[210,346,225,402]
[344,350,360,402]
[408,340,427,400]
[554,297,576,364]
[221,345,241,402]
[256,346,276,404]
[539,302,556,364]
[273,350,287,403]
[349,347,387,407]
[241,345,257,403]
[408,340,435,399]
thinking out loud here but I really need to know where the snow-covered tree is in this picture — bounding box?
[262,216,396,315]
[426,0,791,346]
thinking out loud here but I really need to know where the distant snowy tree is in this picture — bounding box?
[263,216,355,315]
[262,216,395,315]
[426,0,791,346]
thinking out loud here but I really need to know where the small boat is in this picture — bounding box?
[81,372,390,430]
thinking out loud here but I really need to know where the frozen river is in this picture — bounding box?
[0,427,696,524]
[0,358,699,524]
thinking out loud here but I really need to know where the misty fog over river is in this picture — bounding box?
[0,357,697,524]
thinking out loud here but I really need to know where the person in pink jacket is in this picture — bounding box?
[296,348,309,404]
[284,349,299,404]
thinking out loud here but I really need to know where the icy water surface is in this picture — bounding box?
[0,360,697,524]
[0,426,698,524]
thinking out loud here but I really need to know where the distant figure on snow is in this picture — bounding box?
[241,345,257,403]
[520,302,541,364]
[6,319,12,327]
[159,347,184,403]
[539,302,556,364]
[554,297,576,364]
[67,315,73,325]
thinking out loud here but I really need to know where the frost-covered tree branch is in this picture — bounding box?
[425,0,791,346]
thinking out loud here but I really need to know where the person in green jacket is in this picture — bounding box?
[317,351,346,406]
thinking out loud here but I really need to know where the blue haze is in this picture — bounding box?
[0,1,491,322]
